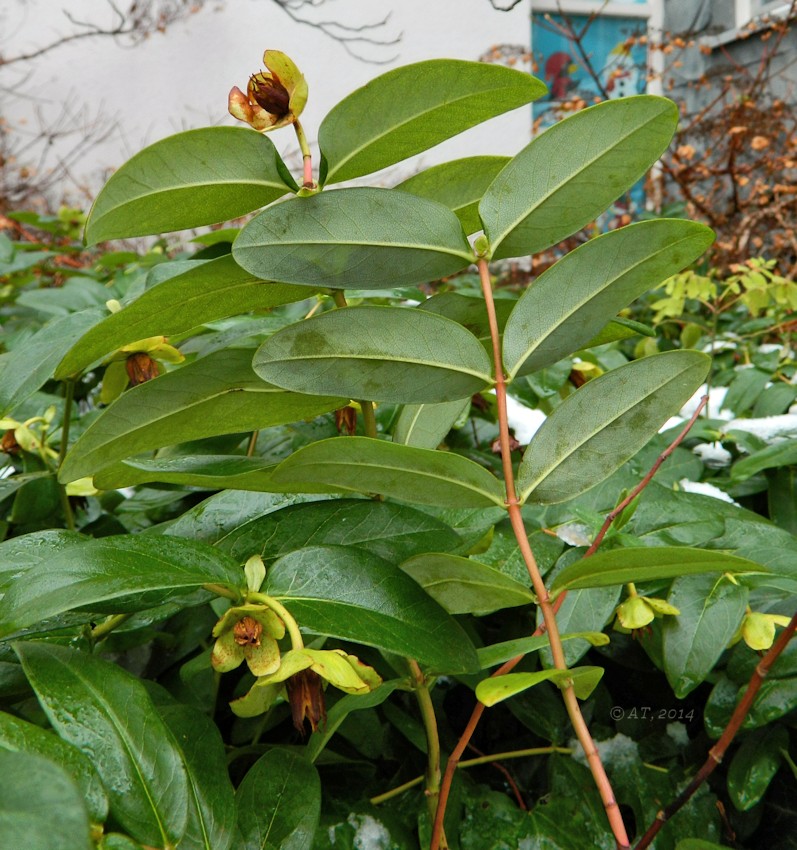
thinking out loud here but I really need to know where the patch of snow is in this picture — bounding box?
[555,523,593,547]
[348,813,392,850]
[678,479,737,504]
[661,384,733,431]
[726,413,797,444]
[571,733,639,770]
[692,442,732,469]
[505,395,546,445]
[666,722,689,747]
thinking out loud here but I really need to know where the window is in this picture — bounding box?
[736,1,792,27]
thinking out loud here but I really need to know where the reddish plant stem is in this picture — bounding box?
[634,610,797,850]
[434,257,630,850]
[584,395,709,557]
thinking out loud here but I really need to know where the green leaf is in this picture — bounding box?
[0,309,104,416]
[517,351,710,504]
[55,256,312,378]
[270,437,506,507]
[265,545,479,673]
[393,399,470,449]
[15,643,190,848]
[92,455,337,493]
[252,306,492,403]
[318,60,546,184]
[396,156,511,234]
[477,631,610,669]
[745,677,797,729]
[0,750,92,850]
[0,713,108,823]
[0,534,241,636]
[480,96,678,260]
[663,574,749,698]
[732,439,797,482]
[502,220,714,377]
[237,748,320,850]
[59,349,346,483]
[550,547,767,595]
[85,127,295,244]
[476,666,604,706]
[233,188,473,290]
[217,498,460,564]
[727,725,788,811]
[157,704,236,850]
[400,552,534,614]
[582,317,656,349]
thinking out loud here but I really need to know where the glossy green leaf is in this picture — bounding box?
[92,455,337,493]
[480,96,678,260]
[318,60,545,184]
[265,545,479,673]
[16,643,190,848]
[55,256,312,378]
[158,704,236,850]
[550,547,767,595]
[253,306,492,403]
[233,188,473,289]
[400,552,534,614]
[502,220,714,377]
[85,127,295,244]
[731,440,797,481]
[397,156,511,234]
[270,437,506,507]
[517,351,711,504]
[59,349,346,483]
[477,631,610,669]
[663,574,749,698]
[727,725,788,811]
[583,317,656,348]
[745,677,797,729]
[476,666,604,707]
[0,534,241,636]
[0,713,108,823]
[418,291,515,340]
[218,498,460,564]
[0,530,87,594]
[237,748,320,850]
[393,399,470,449]
[0,309,104,416]
[0,750,92,850]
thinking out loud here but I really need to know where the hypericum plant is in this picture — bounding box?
[1,48,795,850]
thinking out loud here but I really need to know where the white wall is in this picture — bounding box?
[2,0,534,199]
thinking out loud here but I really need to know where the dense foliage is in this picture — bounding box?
[0,54,795,850]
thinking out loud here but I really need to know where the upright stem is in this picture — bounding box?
[293,119,314,188]
[57,379,76,531]
[360,400,378,439]
[409,659,446,847]
[477,257,629,849]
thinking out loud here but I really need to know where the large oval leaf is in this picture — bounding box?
[217,498,461,564]
[0,750,92,850]
[318,60,546,184]
[265,545,479,673]
[0,713,108,824]
[253,306,492,403]
[663,574,749,698]
[233,188,473,290]
[59,349,346,483]
[237,749,320,850]
[16,643,191,848]
[550,547,769,595]
[85,127,295,244]
[270,437,506,508]
[517,351,710,504]
[400,552,534,614]
[55,256,312,379]
[0,534,242,637]
[397,156,511,235]
[502,220,715,378]
[480,96,678,260]
[476,666,604,707]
